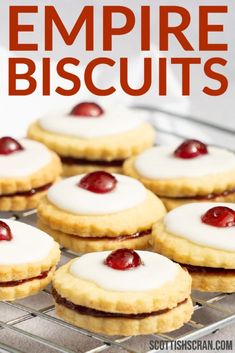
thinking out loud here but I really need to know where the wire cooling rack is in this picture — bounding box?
[1,109,235,353]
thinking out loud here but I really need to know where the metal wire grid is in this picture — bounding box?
[0,110,235,353]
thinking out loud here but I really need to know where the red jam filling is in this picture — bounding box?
[180,263,235,275]
[70,102,104,117]
[105,248,142,270]
[0,183,52,198]
[78,171,117,194]
[60,156,124,167]
[0,137,24,155]
[167,188,235,201]
[194,189,235,201]
[174,139,208,159]
[64,229,150,242]
[0,221,12,241]
[52,288,187,319]
[0,269,50,287]
[201,206,235,228]
[86,229,150,241]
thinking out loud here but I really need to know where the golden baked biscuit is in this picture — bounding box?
[123,140,235,210]
[38,172,166,253]
[0,137,62,211]
[52,249,193,335]
[152,202,235,292]
[28,102,155,176]
[0,219,60,301]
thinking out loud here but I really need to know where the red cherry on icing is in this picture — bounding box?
[0,137,24,155]
[174,139,208,159]
[78,171,117,194]
[0,221,12,241]
[70,102,104,117]
[105,248,142,270]
[201,206,235,228]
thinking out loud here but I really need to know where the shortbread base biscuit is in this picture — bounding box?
[38,221,151,252]
[28,121,155,160]
[152,221,235,269]
[161,192,235,211]
[62,164,122,177]
[53,261,191,313]
[0,243,60,282]
[0,190,50,211]
[123,157,235,197]
[190,271,235,293]
[54,298,193,335]
[0,266,56,301]
[0,153,62,195]
[38,191,166,237]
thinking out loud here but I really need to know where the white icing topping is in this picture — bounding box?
[48,174,146,215]
[70,251,179,292]
[0,139,52,178]
[165,203,235,251]
[0,219,54,265]
[39,106,145,138]
[135,146,235,179]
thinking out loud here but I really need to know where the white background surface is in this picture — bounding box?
[0,0,234,136]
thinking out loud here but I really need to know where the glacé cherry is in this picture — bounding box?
[0,221,12,241]
[201,206,235,228]
[105,248,142,270]
[174,139,208,159]
[0,137,24,155]
[70,102,104,117]
[78,171,117,194]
